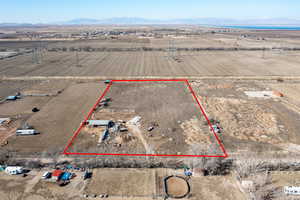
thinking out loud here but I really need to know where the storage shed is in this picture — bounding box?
[52,169,63,180]
[101,129,109,142]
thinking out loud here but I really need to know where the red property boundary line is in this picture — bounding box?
[63,79,228,158]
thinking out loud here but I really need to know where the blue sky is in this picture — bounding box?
[1,0,300,23]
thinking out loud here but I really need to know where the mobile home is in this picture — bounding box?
[5,166,23,175]
[16,129,39,136]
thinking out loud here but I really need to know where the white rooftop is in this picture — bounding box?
[0,118,10,124]
[244,91,277,99]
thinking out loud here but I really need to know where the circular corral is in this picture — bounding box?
[164,175,190,198]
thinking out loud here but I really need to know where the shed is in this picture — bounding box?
[52,169,63,180]
[101,129,109,142]
[86,120,113,127]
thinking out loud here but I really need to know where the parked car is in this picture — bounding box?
[83,171,92,180]
[42,172,52,179]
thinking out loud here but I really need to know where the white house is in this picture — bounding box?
[5,166,23,175]
[284,186,300,195]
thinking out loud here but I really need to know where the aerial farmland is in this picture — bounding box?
[0,25,300,200]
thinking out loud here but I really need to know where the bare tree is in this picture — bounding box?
[249,172,281,200]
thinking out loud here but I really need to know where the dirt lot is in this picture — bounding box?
[1,79,299,157]
[85,168,245,200]
[1,27,300,78]
[191,175,246,200]
[86,168,156,197]
[190,80,300,155]
[1,26,300,200]
[1,51,300,77]
[271,171,300,200]
[0,80,39,101]
[0,169,86,200]
[69,81,223,156]
[0,168,246,200]
[2,81,106,153]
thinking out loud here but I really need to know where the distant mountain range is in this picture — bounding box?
[57,17,300,25]
[1,17,300,27]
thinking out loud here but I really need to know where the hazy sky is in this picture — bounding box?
[1,0,300,23]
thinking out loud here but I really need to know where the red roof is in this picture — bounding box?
[52,169,63,177]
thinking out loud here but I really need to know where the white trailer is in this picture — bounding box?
[284,186,300,195]
[16,129,39,136]
[5,166,23,175]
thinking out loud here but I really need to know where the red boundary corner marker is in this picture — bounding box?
[63,79,228,158]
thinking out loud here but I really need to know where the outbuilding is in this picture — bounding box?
[101,129,109,142]
[52,169,63,181]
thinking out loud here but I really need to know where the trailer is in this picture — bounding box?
[16,129,39,136]
[86,120,114,127]
[5,166,23,175]
[100,129,109,142]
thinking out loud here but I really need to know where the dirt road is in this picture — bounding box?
[2,75,300,81]
[127,124,154,154]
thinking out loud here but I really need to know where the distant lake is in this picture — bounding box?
[219,26,300,30]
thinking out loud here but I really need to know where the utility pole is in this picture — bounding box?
[32,38,43,64]
[168,39,176,59]
[32,47,42,64]
[75,51,81,67]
